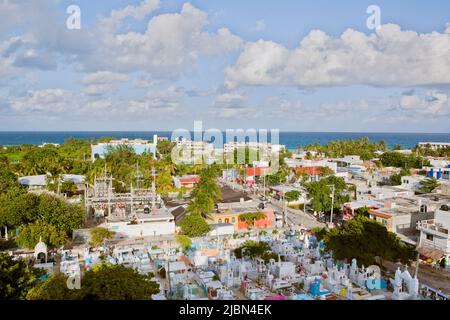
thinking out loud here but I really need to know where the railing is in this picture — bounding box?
[417,220,449,235]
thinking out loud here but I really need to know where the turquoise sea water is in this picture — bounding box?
[0,131,449,149]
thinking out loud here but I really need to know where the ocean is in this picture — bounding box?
[0,131,449,150]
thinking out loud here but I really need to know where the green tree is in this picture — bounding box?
[80,263,160,300]
[238,212,266,226]
[355,206,370,217]
[0,187,39,229]
[156,170,174,197]
[317,166,334,177]
[156,140,176,159]
[0,168,21,194]
[89,227,115,247]
[417,178,439,194]
[379,152,429,169]
[389,168,410,186]
[234,241,277,263]
[0,252,45,300]
[304,176,349,214]
[285,190,301,202]
[187,192,215,219]
[26,273,76,300]
[324,215,416,266]
[175,234,192,252]
[179,213,211,237]
[17,221,68,249]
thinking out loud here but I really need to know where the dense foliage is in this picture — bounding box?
[0,188,85,248]
[323,215,416,266]
[284,190,301,202]
[234,241,278,263]
[304,176,349,214]
[379,152,429,169]
[89,227,115,247]
[0,253,45,300]
[417,178,439,194]
[301,138,387,161]
[175,234,192,252]
[388,168,410,186]
[179,213,211,237]
[26,263,160,300]
[79,263,160,300]
[238,212,266,225]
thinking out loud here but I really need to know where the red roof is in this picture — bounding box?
[178,175,200,184]
[294,166,321,175]
[245,167,270,177]
[369,209,392,219]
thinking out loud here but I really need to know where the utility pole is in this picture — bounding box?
[327,184,335,225]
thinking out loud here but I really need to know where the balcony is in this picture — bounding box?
[417,219,450,236]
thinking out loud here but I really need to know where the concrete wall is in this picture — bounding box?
[104,220,175,238]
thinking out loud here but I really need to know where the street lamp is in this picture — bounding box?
[327,184,335,225]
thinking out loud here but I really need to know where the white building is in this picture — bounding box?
[18,175,48,189]
[91,136,157,161]
[172,138,215,164]
[417,204,450,261]
[223,141,285,160]
[102,210,176,238]
[401,176,426,192]
[418,142,450,150]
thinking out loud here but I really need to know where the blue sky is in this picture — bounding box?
[1,0,450,132]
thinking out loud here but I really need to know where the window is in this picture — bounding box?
[218,219,222,223]
[420,205,427,213]
[225,218,229,223]
[232,217,235,223]
[426,234,433,241]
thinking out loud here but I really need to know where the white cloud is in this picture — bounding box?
[255,20,266,31]
[111,0,160,21]
[9,88,75,114]
[226,23,450,88]
[214,91,247,109]
[81,71,129,85]
[399,91,450,115]
[86,3,243,74]
[7,85,183,119]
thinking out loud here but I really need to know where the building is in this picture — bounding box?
[18,174,86,191]
[365,194,450,242]
[85,170,176,238]
[223,141,285,161]
[245,166,271,186]
[212,201,274,231]
[425,165,450,180]
[418,142,450,150]
[400,175,427,192]
[368,197,434,236]
[417,204,450,264]
[268,185,307,206]
[172,175,200,189]
[172,137,215,164]
[18,174,48,189]
[91,136,157,161]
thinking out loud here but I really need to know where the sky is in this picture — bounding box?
[1,0,450,132]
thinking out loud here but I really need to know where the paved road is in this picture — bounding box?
[219,178,326,230]
[381,260,450,294]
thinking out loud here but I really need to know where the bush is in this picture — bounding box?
[179,213,211,237]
